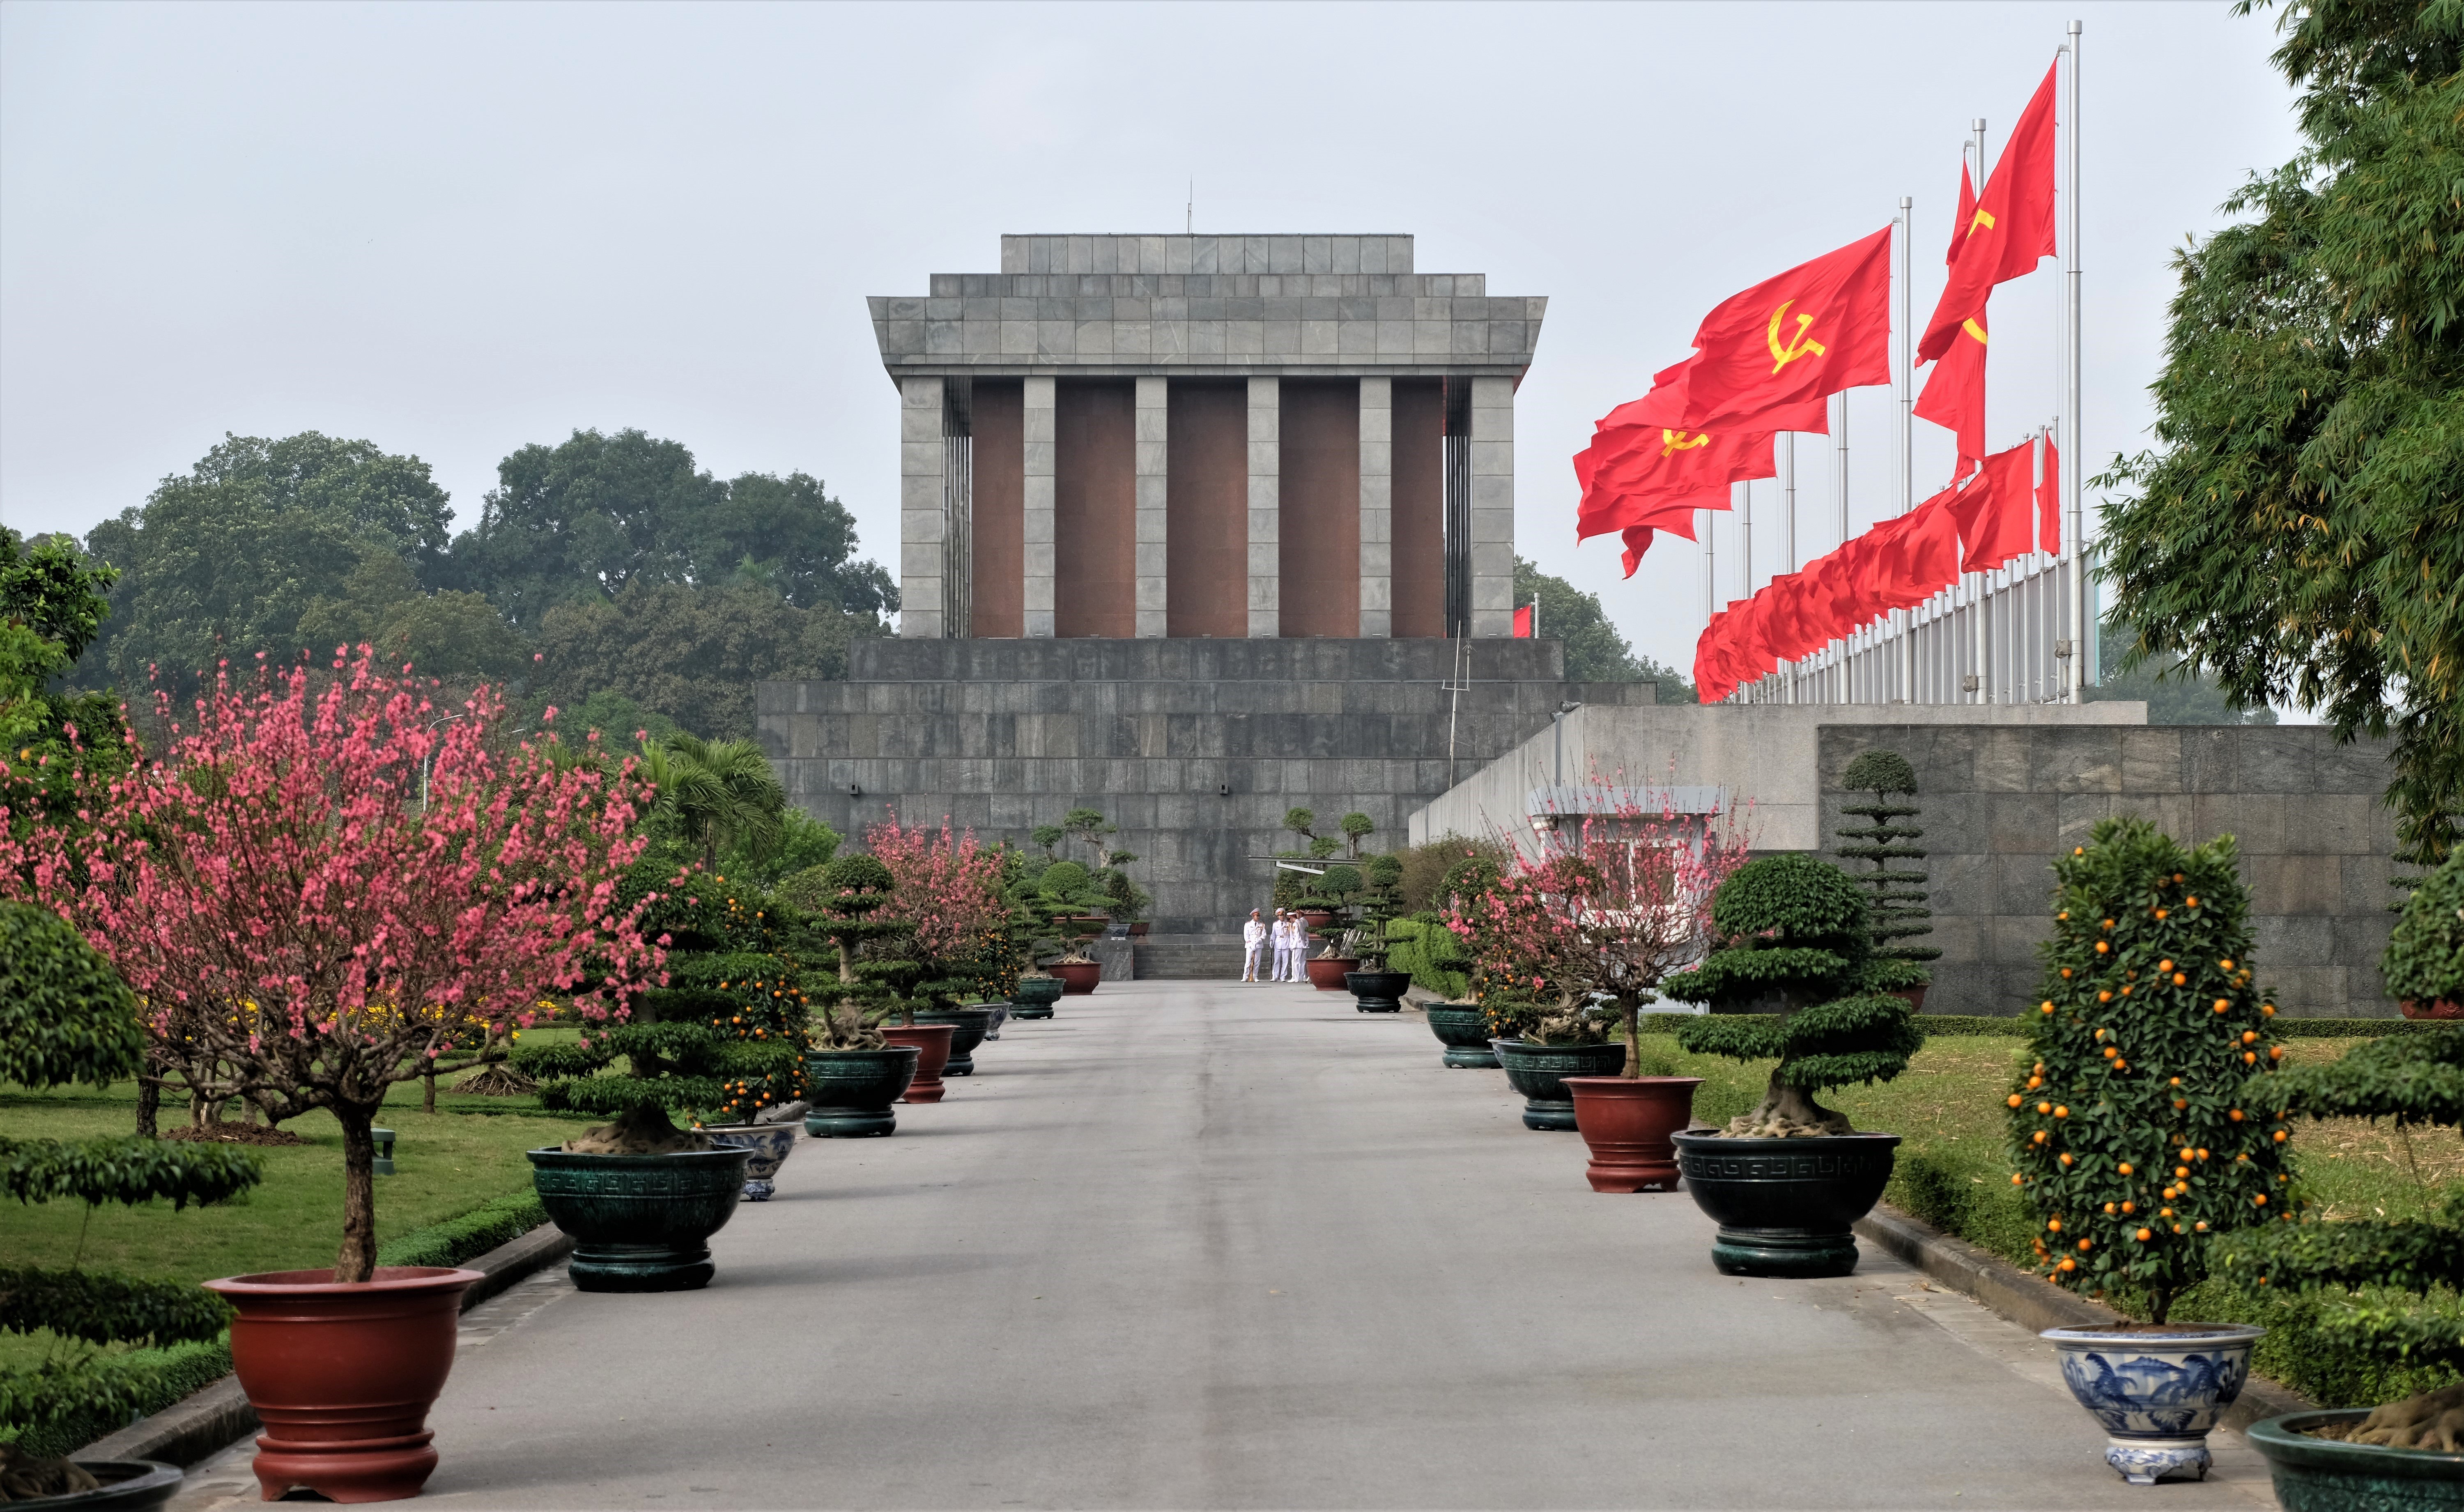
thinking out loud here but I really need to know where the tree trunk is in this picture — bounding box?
[136,1073,159,1138]
[1620,1001,1641,1078]
[423,1064,437,1114]
[1725,1065,1854,1138]
[333,1104,381,1283]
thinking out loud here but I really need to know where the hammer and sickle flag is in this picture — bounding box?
[1573,424,1779,550]
[1617,225,1894,434]
[1919,58,2059,363]
[1914,306,1989,478]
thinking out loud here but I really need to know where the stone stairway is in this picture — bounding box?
[1132,934,1249,981]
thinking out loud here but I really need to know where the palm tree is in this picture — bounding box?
[639,734,787,866]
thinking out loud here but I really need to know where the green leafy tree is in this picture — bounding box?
[2086,619,2278,726]
[698,471,897,618]
[782,855,916,1049]
[1666,854,1924,1136]
[2007,817,2291,1323]
[638,733,788,867]
[1514,555,1697,698]
[2382,838,2464,1011]
[1,530,134,846]
[536,580,878,738]
[2097,0,2462,864]
[0,903,263,1487]
[1834,750,1940,994]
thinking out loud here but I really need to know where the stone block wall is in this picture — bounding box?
[759,638,1652,933]
[1818,725,2405,1019]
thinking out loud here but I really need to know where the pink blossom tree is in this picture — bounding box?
[1449,779,1751,1072]
[865,814,1012,1017]
[0,650,658,1282]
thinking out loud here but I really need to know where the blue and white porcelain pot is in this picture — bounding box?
[2041,1322,2266,1484]
[701,1122,800,1201]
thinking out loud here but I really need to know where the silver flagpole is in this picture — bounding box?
[1970,121,1991,704]
[1834,390,1850,701]
[1701,504,1717,698]
[1735,478,1751,699]
[2065,20,2086,702]
[1897,194,1916,703]
[1781,432,1796,701]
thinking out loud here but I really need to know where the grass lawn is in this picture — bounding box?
[1630,1029,2464,1408]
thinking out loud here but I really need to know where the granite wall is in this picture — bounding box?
[1818,724,2405,1019]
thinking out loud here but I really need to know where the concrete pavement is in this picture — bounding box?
[171,980,2279,1510]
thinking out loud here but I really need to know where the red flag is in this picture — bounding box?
[1919,60,2059,362]
[1618,526,1659,578]
[1868,497,1963,604]
[2037,438,2062,554]
[1913,307,1989,479]
[1943,441,2038,573]
[1512,604,1534,638]
[1947,159,1977,265]
[1574,425,1772,543]
[1623,226,1895,432]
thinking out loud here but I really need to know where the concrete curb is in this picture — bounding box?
[1853,1201,2313,1433]
[77,1220,576,1467]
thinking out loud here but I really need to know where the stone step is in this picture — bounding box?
[1133,936,1251,980]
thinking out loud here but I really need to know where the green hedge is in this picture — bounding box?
[16,1188,551,1460]
[1633,1010,2437,1039]
[1386,917,1469,1001]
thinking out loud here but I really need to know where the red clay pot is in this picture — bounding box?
[883,1022,955,1102]
[1304,955,1361,991]
[1050,960,1101,995]
[1562,1076,1705,1192]
[1890,985,1928,1012]
[2400,997,2464,1020]
[1298,909,1336,933]
[202,1266,481,1503]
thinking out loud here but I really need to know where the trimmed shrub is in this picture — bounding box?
[1835,749,1938,993]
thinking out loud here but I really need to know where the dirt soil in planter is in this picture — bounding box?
[562,1103,714,1154]
[2304,1383,2464,1450]
[0,1443,103,1499]
[163,1122,307,1146]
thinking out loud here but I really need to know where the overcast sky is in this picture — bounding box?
[0,0,2302,681]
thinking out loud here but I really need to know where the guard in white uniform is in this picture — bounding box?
[1241,910,1268,982]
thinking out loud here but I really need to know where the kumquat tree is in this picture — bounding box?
[0,648,660,1282]
[2006,817,2293,1322]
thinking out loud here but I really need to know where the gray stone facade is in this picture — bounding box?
[871,234,1540,641]
[1818,725,2407,1019]
[758,638,1650,933]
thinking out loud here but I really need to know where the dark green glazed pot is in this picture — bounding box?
[1425,1005,1499,1068]
[915,1006,995,1075]
[13,1462,184,1511]
[1011,977,1063,1018]
[1671,1131,1901,1278]
[2248,1411,2464,1510]
[1345,969,1412,1013]
[526,1147,752,1293]
[1491,1039,1630,1130]
[801,1045,919,1137]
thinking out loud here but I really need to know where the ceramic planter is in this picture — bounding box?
[2041,1323,2267,1484]
[11,1462,184,1511]
[700,1122,799,1200]
[1671,1131,1901,1277]
[2400,997,2464,1020]
[1304,955,1361,991]
[1344,969,1411,1013]
[801,1045,919,1137]
[882,1022,955,1102]
[1490,1039,1630,1130]
[1890,985,1928,1012]
[202,1265,483,1502]
[1011,977,1064,1018]
[2247,1410,2464,1509]
[1562,1076,1704,1192]
[1425,1004,1499,1068]
[526,1147,750,1292]
[1050,961,1101,995]
[914,1006,996,1075]
[977,1001,1011,1040]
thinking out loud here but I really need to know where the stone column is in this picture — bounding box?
[1469,376,1517,638]
[1135,376,1168,637]
[1246,376,1279,638]
[1023,376,1056,638]
[899,375,946,639]
[1357,377,1393,639]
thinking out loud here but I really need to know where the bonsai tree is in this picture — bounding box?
[2214,847,2464,1448]
[2006,817,2291,1322]
[1452,853,1617,1045]
[0,902,262,1495]
[1350,854,1406,969]
[1834,749,1939,995]
[0,653,658,1281]
[1028,860,1110,966]
[1664,853,1923,1135]
[1303,862,1363,959]
[869,817,1012,1011]
[786,854,917,1049]
[1340,811,1376,858]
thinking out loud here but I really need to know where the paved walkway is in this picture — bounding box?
[174,981,2280,1510]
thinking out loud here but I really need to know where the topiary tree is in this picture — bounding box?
[785,854,916,1048]
[1834,749,1939,994]
[1665,853,1924,1136]
[1351,854,1405,968]
[2383,842,2464,1017]
[2005,817,2292,1323]
[0,902,264,1496]
[2213,845,2464,1448]
[1339,811,1376,858]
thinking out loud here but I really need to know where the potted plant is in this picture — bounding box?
[1274,808,1343,928]
[1834,749,1938,1009]
[1343,854,1414,1012]
[1662,853,1923,1276]
[1410,852,1503,1067]
[2008,818,2292,1484]
[1453,854,1627,1128]
[1,654,655,1500]
[777,854,928,1130]
[0,902,259,1510]
[1031,860,1109,994]
[2221,845,2464,1501]
[872,816,1012,1075]
[1299,862,1365,990]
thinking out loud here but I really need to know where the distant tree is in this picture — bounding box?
[1,529,134,845]
[1512,556,1696,699]
[2087,619,2278,726]
[703,471,897,619]
[293,552,529,684]
[639,733,788,867]
[2097,0,2461,863]
[536,580,878,738]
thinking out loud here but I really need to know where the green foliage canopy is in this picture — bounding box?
[2382,845,2464,1005]
[1514,555,1696,698]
